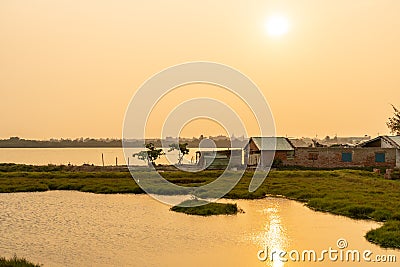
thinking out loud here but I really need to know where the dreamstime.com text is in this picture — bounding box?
[257,238,396,263]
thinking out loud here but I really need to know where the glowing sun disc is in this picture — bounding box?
[265,15,289,36]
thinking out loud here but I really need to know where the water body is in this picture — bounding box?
[0,148,234,166]
[0,191,398,266]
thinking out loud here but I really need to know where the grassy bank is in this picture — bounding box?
[1,164,399,248]
[171,199,239,216]
[0,171,143,194]
[366,221,400,248]
[0,255,41,267]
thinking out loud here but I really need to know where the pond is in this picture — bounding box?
[0,191,398,266]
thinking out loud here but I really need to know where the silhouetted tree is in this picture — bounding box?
[133,143,164,165]
[387,104,400,135]
[168,143,189,165]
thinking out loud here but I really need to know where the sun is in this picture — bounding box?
[265,15,290,36]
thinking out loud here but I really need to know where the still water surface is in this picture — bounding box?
[0,191,398,267]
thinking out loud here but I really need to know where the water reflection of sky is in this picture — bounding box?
[252,205,289,267]
[2,192,398,266]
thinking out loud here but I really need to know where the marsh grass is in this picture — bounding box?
[0,171,144,194]
[171,199,238,216]
[366,221,400,248]
[0,254,41,267]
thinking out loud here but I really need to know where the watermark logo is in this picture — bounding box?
[122,62,276,206]
[336,238,348,249]
[257,238,397,263]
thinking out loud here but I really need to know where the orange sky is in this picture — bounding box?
[1,0,399,139]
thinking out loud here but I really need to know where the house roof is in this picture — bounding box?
[384,136,400,148]
[289,138,312,148]
[359,135,400,149]
[246,137,295,151]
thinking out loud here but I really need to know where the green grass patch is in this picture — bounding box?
[171,199,239,216]
[0,254,41,267]
[0,171,143,194]
[366,221,400,248]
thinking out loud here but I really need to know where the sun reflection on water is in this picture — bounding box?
[252,206,289,267]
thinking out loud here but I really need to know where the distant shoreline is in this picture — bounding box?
[0,137,247,148]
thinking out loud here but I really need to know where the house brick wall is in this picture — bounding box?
[275,151,289,161]
[282,147,396,168]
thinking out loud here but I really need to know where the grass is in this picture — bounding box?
[366,221,400,248]
[170,199,239,216]
[0,255,41,267]
[0,171,143,194]
[0,164,400,248]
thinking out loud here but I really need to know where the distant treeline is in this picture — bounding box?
[0,137,124,148]
[0,137,248,148]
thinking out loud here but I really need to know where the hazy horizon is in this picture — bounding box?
[1,0,399,139]
[0,134,375,141]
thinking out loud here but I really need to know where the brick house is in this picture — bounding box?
[244,137,295,168]
[283,147,397,168]
[244,136,399,169]
[359,136,400,168]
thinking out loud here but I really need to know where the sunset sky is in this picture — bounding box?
[1,0,399,139]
